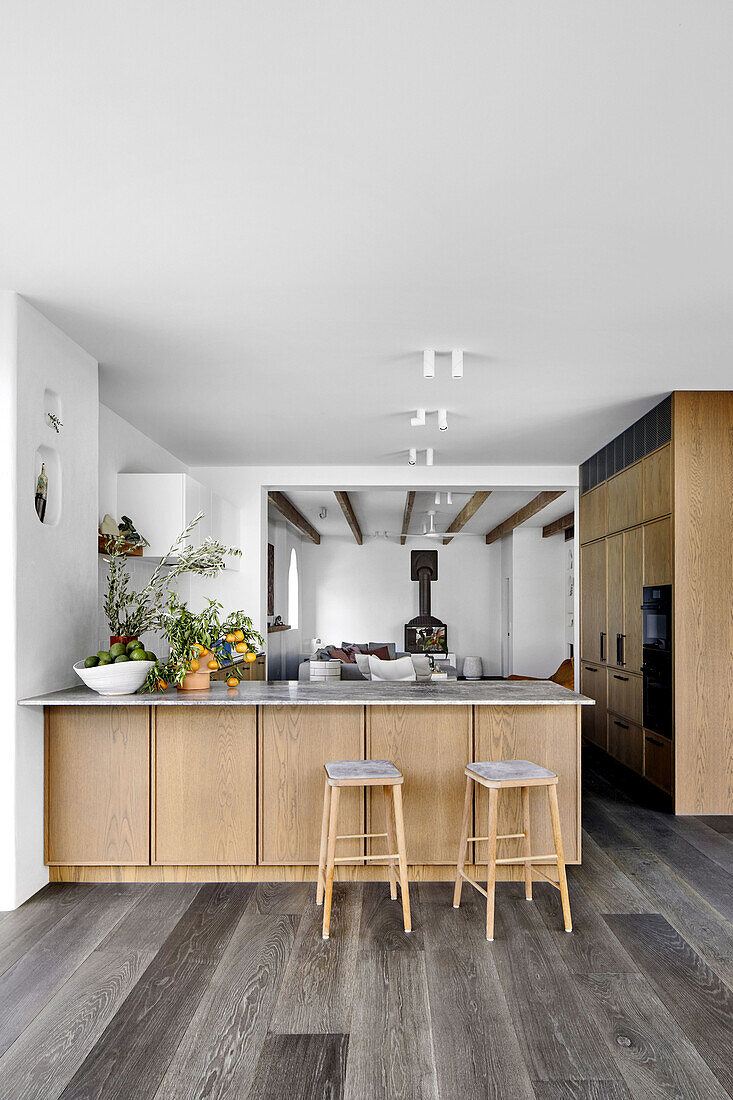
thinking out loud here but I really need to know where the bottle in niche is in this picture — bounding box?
[35,463,48,522]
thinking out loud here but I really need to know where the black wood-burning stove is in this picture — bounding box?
[404,550,447,654]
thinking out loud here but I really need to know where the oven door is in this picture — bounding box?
[643,663,673,737]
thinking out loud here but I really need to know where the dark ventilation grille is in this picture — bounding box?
[580,396,672,494]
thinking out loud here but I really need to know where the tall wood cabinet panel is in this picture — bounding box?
[46,707,149,865]
[606,534,624,667]
[474,706,579,866]
[643,516,672,586]
[580,663,606,749]
[367,705,471,864]
[579,484,607,544]
[580,540,607,662]
[260,705,364,864]
[154,706,256,865]
[643,444,671,521]
[607,462,643,534]
[623,525,644,672]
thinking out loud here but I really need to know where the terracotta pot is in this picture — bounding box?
[178,670,211,691]
[110,635,137,648]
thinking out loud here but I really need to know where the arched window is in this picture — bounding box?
[287,547,299,629]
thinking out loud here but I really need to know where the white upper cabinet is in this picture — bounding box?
[117,473,240,568]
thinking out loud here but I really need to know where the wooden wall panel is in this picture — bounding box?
[673,391,733,813]
[623,525,644,673]
[154,706,257,865]
[606,533,624,667]
[367,705,471,864]
[643,516,673,586]
[607,462,643,534]
[260,705,364,864]
[579,483,607,544]
[46,706,149,865]
[474,706,580,866]
[643,444,672,521]
[580,540,607,662]
[580,663,606,749]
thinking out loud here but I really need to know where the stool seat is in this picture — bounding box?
[467,759,557,787]
[325,759,403,785]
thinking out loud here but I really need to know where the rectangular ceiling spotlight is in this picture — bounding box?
[423,349,435,379]
[451,349,463,379]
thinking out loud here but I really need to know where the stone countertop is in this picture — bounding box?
[19,680,593,707]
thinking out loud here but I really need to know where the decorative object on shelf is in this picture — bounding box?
[45,411,63,433]
[98,513,144,556]
[143,594,264,692]
[463,656,483,680]
[102,511,242,640]
[34,462,48,522]
[118,514,148,548]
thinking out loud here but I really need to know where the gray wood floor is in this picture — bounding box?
[1,754,732,1098]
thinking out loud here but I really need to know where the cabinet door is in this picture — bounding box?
[607,462,643,534]
[46,707,150,865]
[580,663,606,749]
[607,670,642,725]
[154,706,256,864]
[580,539,607,662]
[367,705,471,864]
[643,445,672,521]
[260,706,364,864]
[644,516,673,586]
[579,484,607,544]
[606,534,624,668]
[623,525,644,672]
[607,714,643,773]
[644,731,673,794]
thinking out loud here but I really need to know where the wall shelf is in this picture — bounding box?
[268,624,291,633]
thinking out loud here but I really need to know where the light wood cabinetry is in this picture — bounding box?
[623,525,644,672]
[46,707,149,865]
[607,670,642,725]
[606,534,624,666]
[643,515,672,586]
[153,706,257,865]
[367,705,471,864]
[580,539,607,663]
[607,714,643,773]
[474,706,579,866]
[644,731,673,794]
[579,483,607,544]
[580,662,606,749]
[643,445,672,521]
[260,705,364,864]
[607,462,643,535]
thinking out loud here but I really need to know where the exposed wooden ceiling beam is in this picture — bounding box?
[400,491,416,545]
[542,510,575,539]
[268,491,321,544]
[484,491,565,545]
[334,491,363,545]
[442,490,492,544]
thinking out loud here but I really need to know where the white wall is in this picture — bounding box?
[509,528,567,677]
[299,534,502,675]
[2,295,99,909]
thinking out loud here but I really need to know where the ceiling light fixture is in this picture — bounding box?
[451,349,463,379]
[438,408,448,431]
[426,447,434,466]
[446,491,453,505]
[408,447,417,466]
[423,349,435,379]
[410,408,426,427]
[435,492,441,505]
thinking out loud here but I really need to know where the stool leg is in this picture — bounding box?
[322,785,341,939]
[453,775,473,908]
[316,778,331,905]
[486,787,499,941]
[547,784,572,933]
[391,784,412,933]
[521,785,532,901]
[383,785,398,901]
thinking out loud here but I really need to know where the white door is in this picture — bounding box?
[501,575,512,677]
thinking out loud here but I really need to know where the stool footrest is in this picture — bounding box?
[336,832,388,841]
[458,869,488,899]
[494,854,558,866]
[533,866,561,889]
[334,853,399,864]
[468,833,525,842]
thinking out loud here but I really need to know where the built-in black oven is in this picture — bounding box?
[641,585,673,737]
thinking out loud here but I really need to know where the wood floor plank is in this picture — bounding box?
[698,816,733,838]
[58,883,252,1100]
[532,1082,634,1099]
[0,883,95,978]
[0,884,148,1057]
[248,1032,348,1099]
[575,971,730,1100]
[662,813,733,875]
[269,883,362,1033]
[422,899,534,1099]
[491,885,619,1083]
[573,833,652,916]
[532,880,639,976]
[245,882,312,915]
[606,914,733,1096]
[155,914,298,1100]
[0,885,198,1100]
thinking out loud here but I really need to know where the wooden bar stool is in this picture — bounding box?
[453,759,572,940]
[316,759,411,939]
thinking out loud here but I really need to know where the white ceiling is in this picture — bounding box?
[2,3,732,467]
[270,489,573,542]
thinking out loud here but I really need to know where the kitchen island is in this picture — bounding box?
[20,680,592,883]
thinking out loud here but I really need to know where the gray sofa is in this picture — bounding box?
[297,642,456,681]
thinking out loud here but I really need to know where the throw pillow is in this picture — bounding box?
[368,655,416,682]
[410,654,433,682]
[365,645,390,661]
[326,646,354,663]
[368,642,396,659]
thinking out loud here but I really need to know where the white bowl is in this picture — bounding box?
[73,659,155,696]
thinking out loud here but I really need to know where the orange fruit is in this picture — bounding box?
[235,642,246,653]
[226,676,238,688]
[189,658,200,672]
[207,659,219,670]
[245,650,257,663]
[234,630,245,642]
[226,633,235,643]
[157,679,168,691]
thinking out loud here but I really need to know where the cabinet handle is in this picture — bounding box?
[616,633,626,666]
[585,667,598,673]
[613,674,629,682]
[600,632,606,661]
[613,720,629,730]
[646,734,665,747]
